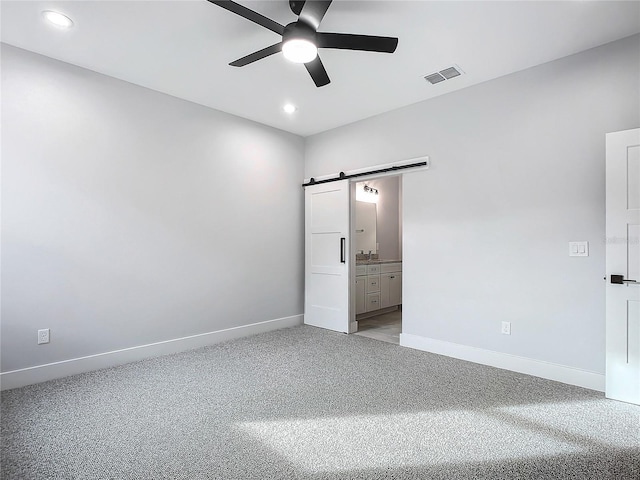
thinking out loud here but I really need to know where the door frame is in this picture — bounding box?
[346,158,429,333]
[605,127,640,404]
[349,174,401,333]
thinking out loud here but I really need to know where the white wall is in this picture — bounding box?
[1,45,304,376]
[305,34,640,375]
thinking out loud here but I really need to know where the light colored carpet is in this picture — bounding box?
[2,325,639,479]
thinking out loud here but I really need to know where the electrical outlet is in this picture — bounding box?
[501,322,511,335]
[37,329,50,344]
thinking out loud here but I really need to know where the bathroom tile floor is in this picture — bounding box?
[354,309,402,345]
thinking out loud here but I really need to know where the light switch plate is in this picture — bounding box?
[569,241,589,257]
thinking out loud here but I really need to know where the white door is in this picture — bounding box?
[606,128,640,405]
[304,181,350,333]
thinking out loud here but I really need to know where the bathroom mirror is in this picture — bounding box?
[355,201,377,253]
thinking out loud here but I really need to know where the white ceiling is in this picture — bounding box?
[2,1,639,137]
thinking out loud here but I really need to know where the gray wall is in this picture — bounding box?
[1,45,305,372]
[305,35,640,374]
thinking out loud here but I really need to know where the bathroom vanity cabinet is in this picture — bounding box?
[355,262,402,315]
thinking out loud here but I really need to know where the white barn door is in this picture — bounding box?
[304,181,350,333]
[606,128,640,405]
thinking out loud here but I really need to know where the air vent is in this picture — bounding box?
[424,72,446,85]
[440,66,461,79]
[424,65,463,85]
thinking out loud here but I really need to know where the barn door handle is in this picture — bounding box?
[340,237,346,263]
[611,274,638,284]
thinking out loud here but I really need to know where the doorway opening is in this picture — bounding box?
[351,175,403,344]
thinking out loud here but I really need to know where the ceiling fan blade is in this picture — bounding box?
[207,0,285,35]
[229,43,283,67]
[305,55,330,87]
[317,32,398,53]
[289,1,305,16]
[298,1,332,30]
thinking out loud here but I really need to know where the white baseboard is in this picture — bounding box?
[1,314,303,391]
[399,332,605,392]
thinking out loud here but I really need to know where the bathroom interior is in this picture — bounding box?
[353,175,402,344]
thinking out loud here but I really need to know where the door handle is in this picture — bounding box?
[611,274,638,284]
[340,237,346,264]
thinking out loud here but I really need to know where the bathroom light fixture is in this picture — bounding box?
[42,10,74,28]
[357,184,379,203]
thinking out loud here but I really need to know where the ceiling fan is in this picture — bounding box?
[207,0,398,87]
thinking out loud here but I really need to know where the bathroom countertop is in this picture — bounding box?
[355,259,402,265]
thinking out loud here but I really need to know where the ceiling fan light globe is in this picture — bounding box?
[282,39,318,64]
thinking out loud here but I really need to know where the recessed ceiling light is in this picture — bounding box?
[283,104,297,114]
[42,10,74,29]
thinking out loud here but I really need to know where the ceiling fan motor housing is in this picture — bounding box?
[283,20,317,44]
